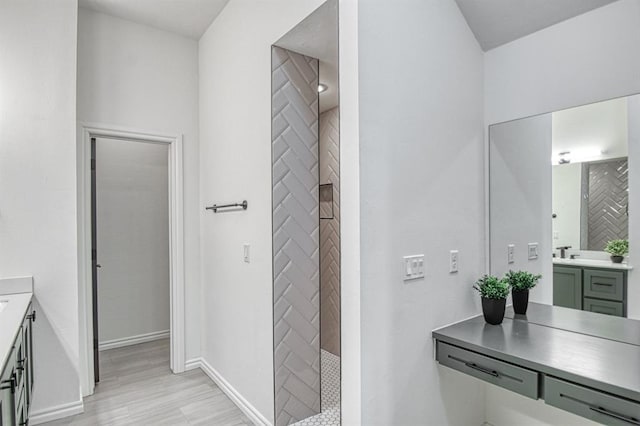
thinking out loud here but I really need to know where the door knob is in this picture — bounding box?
[96,264,102,268]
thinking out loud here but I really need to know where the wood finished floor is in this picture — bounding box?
[43,339,251,426]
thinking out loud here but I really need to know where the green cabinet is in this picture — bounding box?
[553,265,627,317]
[0,347,15,426]
[0,304,34,426]
[584,298,624,317]
[553,266,583,309]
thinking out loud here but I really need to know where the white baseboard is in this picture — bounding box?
[30,399,84,425]
[186,357,271,426]
[99,330,169,351]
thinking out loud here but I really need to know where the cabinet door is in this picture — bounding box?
[22,307,33,410]
[584,298,624,317]
[553,266,583,309]
[583,269,625,302]
[0,349,16,426]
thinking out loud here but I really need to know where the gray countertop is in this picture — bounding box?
[433,305,640,402]
[505,303,640,347]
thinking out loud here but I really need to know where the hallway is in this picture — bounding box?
[43,340,250,425]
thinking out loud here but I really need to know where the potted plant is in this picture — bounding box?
[473,275,509,325]
[604,239,629,263]
[505,270,542,315]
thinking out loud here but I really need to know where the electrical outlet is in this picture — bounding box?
[508,244,515,264]
[553,231,559,240]
[528,243,538,260]
[449,250,459,273]
[403,255,425,281]
[243,244,250,263]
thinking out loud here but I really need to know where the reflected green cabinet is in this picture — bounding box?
[553,265,627,317]
[553,266,583,310]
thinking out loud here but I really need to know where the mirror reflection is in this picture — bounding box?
[490,94,640,319]
[552,98,629,254]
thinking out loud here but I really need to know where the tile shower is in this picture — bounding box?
[271,45,341,426]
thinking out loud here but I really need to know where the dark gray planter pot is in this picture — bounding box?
[481,297,506,325]
[611,255,624,264]
[512,289,529,315]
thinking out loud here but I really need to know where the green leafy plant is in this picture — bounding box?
[505,270,542,291]
[473,275,509,300]
[604,239,629,256]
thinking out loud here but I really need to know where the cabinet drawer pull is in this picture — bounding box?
[464,362,499,377]
[0,373,16,393]
[589,406,640,425]
[594,282,614,286]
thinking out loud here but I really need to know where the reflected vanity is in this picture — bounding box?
[433,93,640,426]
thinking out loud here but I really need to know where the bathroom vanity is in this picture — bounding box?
[553,259,631,317]
[0,278,35,426]
[433,303,640,425]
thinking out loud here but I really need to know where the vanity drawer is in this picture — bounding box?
[584,298,624,317]
[584,269,624,302]
[545,376,640,426]
[436,341,538,399]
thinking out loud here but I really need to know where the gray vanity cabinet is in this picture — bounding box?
[553,266,583,310]
[0,304,35,426]
[0,348,15,426]
[553,265,627,317]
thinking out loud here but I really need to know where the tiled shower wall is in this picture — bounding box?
[319,107,340,356]
[583,158,629,251]
[271,46,321,426]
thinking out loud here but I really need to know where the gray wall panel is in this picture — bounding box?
[319,107,341,357]
[272,46,320,426]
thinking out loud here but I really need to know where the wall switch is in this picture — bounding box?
[449,250,459,273]
[243,244,250,263]
[403,255,425,281]
[528,243,539,260]
[507,244,515,264]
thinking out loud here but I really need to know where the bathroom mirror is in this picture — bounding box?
[489,94,640,318]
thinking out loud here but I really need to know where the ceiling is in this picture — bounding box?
[455,0,619,51]
[275,0,338,113]
[79,0,229,39]
[552,97,628,164]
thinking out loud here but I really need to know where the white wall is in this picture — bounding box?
[198,1,324,422]
[358,0,486,424]
[485,0,640,126]
[96,138,170,344]
[484,0,640,424]
[77,9,201,360]
[552,163,582,249]
[490,115,552,304]
[337,0,361,423]
[0,0,81,415]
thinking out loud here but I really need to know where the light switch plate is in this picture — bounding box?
[507,244,515,264]
[243,244,250,263]
[403,255,425,281]
[528,243,538,260]
[449,250,459,273]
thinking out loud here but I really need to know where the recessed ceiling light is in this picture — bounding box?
[317,84,328,93]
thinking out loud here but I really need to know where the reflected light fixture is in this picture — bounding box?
[317,83,328,93]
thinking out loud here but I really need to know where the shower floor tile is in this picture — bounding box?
[293,350,340,426]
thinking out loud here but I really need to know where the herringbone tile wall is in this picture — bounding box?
[319,107,341,357]
[271,46,321,426]
[585,159,629,251]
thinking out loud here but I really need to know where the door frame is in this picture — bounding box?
[77,123,185,396]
